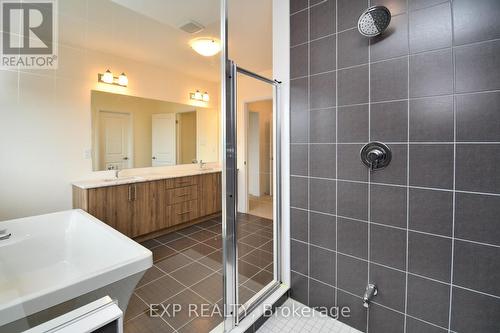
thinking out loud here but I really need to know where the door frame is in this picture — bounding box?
[96,110,133,170]
[223,60,282,329]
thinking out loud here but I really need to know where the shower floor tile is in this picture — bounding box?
[124,213,274,333]
[257,299,363,333]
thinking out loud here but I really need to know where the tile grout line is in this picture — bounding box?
[366,0,372,329]
[307,0,311,307]
[334,0,339,311]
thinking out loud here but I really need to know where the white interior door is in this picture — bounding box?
[99,111,131,170]
[152,113,176,166]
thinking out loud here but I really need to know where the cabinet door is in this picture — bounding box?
[87,185,132,236]
[198,173,222,216]
[131,181,159,237]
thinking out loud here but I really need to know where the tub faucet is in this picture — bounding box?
[0,229,11,241]
[363,284,378,308]
[198,160,206,169]
[115,169,123,179]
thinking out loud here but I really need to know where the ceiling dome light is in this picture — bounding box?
[190,38,221,57]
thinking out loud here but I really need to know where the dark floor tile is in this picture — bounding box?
[368,304,405,333]
[124,312,174,333]
[450,286,500,333]
[370,184,407,228]
[170,262,214,288]
[155,253,192,274]
[453,240,500,297]
[409,188,453,236]
[125,293,149,321]
[152,245,177,263]
[178,225,203,236]
[191,273,223,303]
[135,275,185,305]
[244,270,274,292]
[178,314,222,333]
[370,224,407,270]
[455,192,500,246]
[140,239,161,250]
[408,232,452,282]
[137,266,166,288]
[155,232,184,244]
[239,260,263,283]
[188,230,218,243]
[197,250,222,271]
[240,233,269,248]
[161,289,207,330]
[407,275,450,328]
[167,237,198,251]
[310,211,336,250]
[337,217,368,259]
[180,243,217,261]
[202,234,222,249]
[337,254,368,297]
[241,248,273,270]
[369,264,406,312]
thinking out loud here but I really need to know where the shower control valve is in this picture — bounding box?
[360,142,392,171]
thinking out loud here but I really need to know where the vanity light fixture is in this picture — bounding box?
[190,37,221,57]
[190,90,209,102]
[98,70,128,87]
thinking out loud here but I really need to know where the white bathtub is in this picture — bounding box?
[0,209,152,330]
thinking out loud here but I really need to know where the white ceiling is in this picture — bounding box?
[60,0,272,82]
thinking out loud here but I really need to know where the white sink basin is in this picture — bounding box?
[103,176,145,183]
[0,210,152,327]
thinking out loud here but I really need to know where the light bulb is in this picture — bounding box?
[202,92,210,102]
[194,90,202,100]
[118,73,128,86]
[102,70,113,84]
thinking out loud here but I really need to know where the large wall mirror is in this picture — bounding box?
[91,91,219,171]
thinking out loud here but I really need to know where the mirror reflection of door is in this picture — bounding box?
[98,111,132,170]
[176,111,197,164]
[152,114,176,166]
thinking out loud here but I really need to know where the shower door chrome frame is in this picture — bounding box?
[223,60,282,331]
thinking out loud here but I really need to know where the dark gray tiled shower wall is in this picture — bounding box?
[289,0,500,332]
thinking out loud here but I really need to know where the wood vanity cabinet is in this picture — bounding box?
[73,173,221,239]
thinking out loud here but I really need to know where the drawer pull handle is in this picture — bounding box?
[177,193,189,197]
[177,210,192,215]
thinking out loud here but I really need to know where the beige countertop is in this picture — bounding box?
[72,168,221,190]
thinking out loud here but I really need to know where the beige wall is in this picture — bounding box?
[0,44,219,221]
[177,112,197,165]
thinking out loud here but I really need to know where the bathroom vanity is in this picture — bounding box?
[72,170,222,240]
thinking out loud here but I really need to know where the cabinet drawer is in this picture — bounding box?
[166,176,198,189]
[171,200,199,224]
[167,185,198,204]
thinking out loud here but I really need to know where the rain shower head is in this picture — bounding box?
[358,6,391,37]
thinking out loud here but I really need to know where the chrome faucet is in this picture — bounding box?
[363,284,378,308]
[115,169,123,179]
[198,160,206,170]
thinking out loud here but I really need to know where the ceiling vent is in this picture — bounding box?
[179,21,205,34]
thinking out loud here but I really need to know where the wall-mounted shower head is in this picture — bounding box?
[358,6,391,37]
